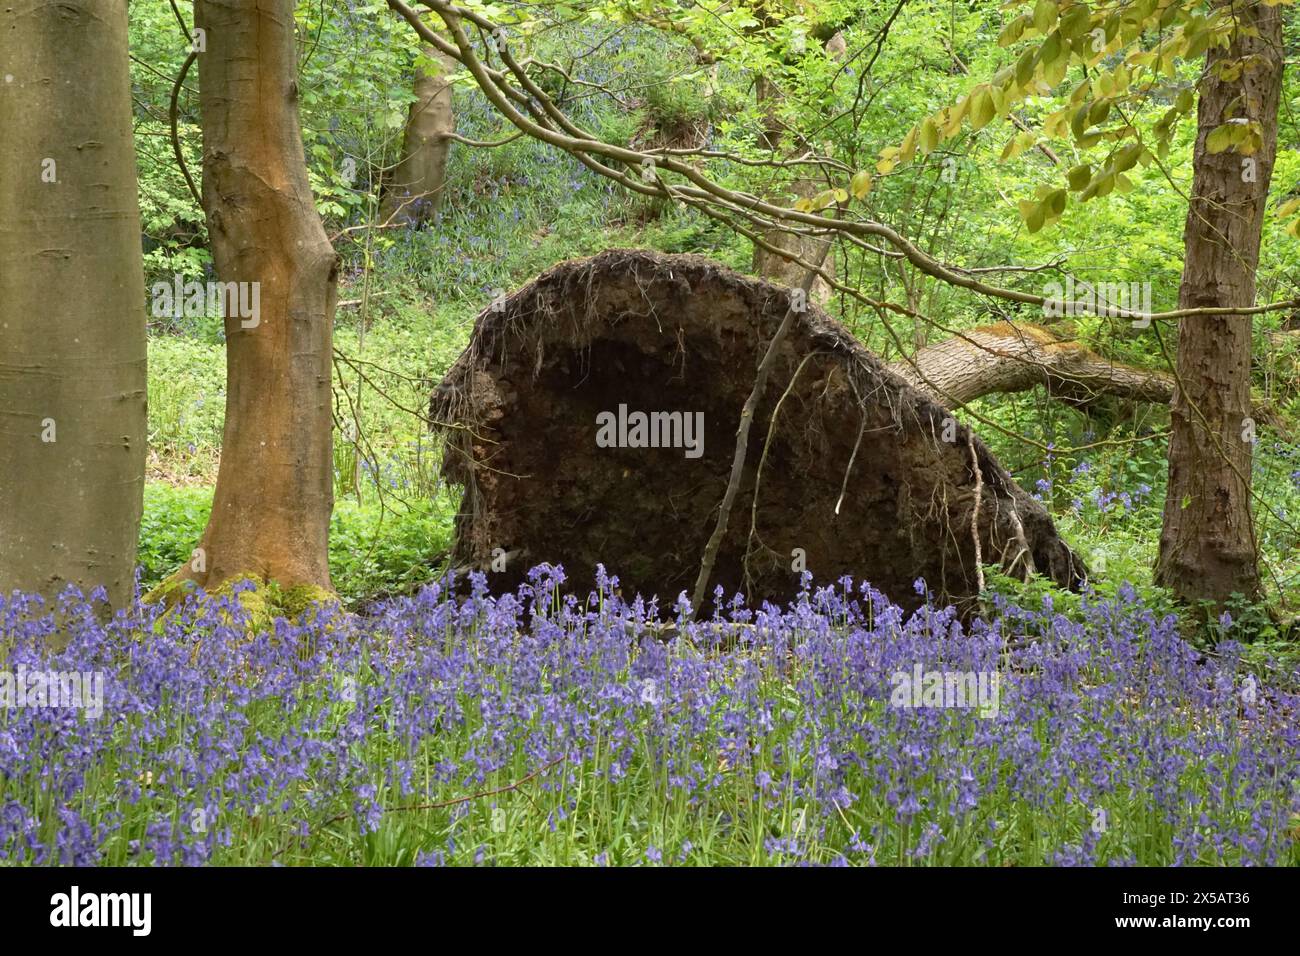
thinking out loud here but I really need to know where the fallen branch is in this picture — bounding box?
[690,242,833,614]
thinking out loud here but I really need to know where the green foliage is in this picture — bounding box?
[126,0,1300,617]
[146,337,226,479]
[328,497,453,605]
[138,484,453,608]
[137,485,213,589]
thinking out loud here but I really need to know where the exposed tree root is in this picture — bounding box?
[432,250,1088,614]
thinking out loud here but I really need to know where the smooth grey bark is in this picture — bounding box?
[0,0,148,606]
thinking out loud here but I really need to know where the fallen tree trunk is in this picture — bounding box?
[888,322,1174,409]
[891,322,1288,434]
[431,251,1086,613]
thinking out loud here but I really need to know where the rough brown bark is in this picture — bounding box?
[890,322,1175,408]
[379,45,455,227]
[0,0,147,607]
[432,251,1086,614]
[1154,0,1283,606]
[156,0,338,599]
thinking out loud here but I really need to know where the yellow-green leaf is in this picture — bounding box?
[1026,201,1047,233]
[1032,0,1056,33]
[971,88,996,130]
[1205,123,1236,154]
[919,116,940,154]
[998,15,1028,47]
[899,125,918,163]
[1015,46,1037,86]
[850,170,873,199]
[1067,164,1092,191]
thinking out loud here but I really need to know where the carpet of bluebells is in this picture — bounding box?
[2,565,1299,866]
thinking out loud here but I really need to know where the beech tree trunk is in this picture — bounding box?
[890,322,1175,408]
[159,0,338,597]
[0,0,147,607]
[1154,0,1283,606]
[379,46,455,227]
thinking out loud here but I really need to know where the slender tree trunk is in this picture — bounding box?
[0,0,147,607]
[1155,0,1283,606]
[380,46,455,227]
[157,0,338,599]
[752,75,833,303]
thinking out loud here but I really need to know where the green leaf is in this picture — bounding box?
[1015,46,1037,87]
[1060,4,1091,39]
[1032,0,1057,33]
[1205,123,1236,154]
[1077,128,1104,149]
[998,14,1029,47]
[1277,197,1300,219]
[919,116,940,154]
[1020,199,1047,233]
[849,169,873,200]
[1040,30,1062,69]
[971,88,996,130]
[1113,141,1143,172]
[1071,102,1091,140]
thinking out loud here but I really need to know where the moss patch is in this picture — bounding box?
[144,570,341,634]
